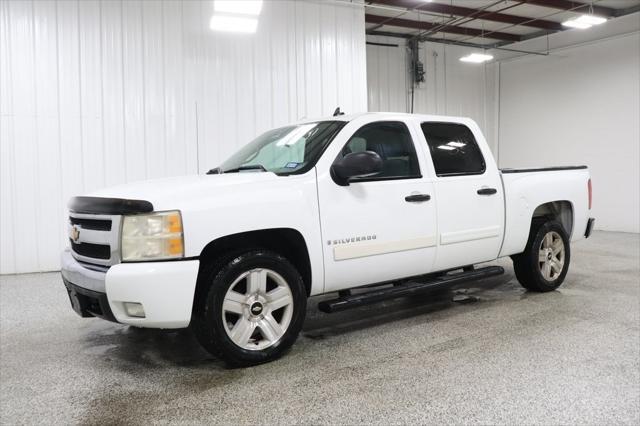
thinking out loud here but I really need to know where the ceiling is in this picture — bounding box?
[365,0,640,47]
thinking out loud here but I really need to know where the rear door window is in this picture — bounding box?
[421,122,485,176]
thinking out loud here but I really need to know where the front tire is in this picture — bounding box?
[512,220,571,292]
[192,250,307,367]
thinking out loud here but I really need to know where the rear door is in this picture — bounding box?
[418,121,504,270]
[316,119,438,292]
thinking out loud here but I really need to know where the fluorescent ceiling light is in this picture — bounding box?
[210,15,258,33]
[562,19,592,29]
[562,14,607,29]
[460,53,493,63]
[214,0,263,16]
[576,15,607,25]
[437,145,456,151]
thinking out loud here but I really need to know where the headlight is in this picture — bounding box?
[121,211,184,261]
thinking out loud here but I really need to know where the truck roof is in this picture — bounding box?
[297,111,473,125]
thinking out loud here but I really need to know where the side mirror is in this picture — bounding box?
[330,151,383,186]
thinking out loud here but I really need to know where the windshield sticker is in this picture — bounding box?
[284,162,300,169]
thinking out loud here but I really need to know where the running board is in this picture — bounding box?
[317,265,504,313]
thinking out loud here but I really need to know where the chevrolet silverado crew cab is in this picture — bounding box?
[62,112,595,366]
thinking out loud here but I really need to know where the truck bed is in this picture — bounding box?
[499,166,591,258]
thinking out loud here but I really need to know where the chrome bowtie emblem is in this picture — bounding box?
[70,225,80,243]
[250,302,263,315]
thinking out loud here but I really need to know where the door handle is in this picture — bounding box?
[405,194,431,202]
[477,188,498,195]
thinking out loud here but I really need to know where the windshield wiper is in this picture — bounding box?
[220,164,267,173]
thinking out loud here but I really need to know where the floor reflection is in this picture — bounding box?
[78,274,515,369]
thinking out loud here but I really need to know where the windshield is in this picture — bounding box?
[218,121,346,175]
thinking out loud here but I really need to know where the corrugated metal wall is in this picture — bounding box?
[366,35,497,151]
[366,36,410,113]
[0,0,367,274]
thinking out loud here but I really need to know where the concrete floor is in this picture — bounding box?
[1,231,638,425]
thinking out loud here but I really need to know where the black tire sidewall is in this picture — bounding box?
[528,221,571,290]
[195,250,307,367]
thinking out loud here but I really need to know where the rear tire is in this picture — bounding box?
[512,220,570,292]
[192,249,307,367]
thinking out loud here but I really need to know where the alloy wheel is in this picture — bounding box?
[538,231,565,281]
[222,268,294,351]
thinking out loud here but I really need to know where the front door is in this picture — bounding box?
[316,120,438,292]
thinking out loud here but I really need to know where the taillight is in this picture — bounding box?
[588,178,592,210]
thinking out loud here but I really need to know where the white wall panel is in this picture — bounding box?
[498,33,640,233]
[33,0,64,271]
[0,0,367,274]
[366,36,409,113]
[5,0,40,273]
[0,0,14,274]
[121,0,147,182]
[366,36,494,149]
[101,0,127,187]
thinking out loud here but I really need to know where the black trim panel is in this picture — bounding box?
[69,216,112,231]
[62,277,118,323]
[436,170,486,178]
[76,260,111,273]
[501,166,587,174]
[121,256,199,264]
[70,239,111,260]
[69,196,154,215]
[585,218,595,238]
[350,174,423,184]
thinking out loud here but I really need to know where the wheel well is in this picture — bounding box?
[196,228,312,296]
[532,201,573,237]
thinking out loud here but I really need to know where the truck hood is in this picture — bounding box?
[88,172,283,211]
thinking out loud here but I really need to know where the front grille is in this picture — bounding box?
[70,239,111,260]
[68,212,120,266]
[70,216,112,231]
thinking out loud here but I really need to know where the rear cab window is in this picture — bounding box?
[420,122,485,177]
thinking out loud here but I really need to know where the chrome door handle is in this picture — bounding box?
[405,194,431,202]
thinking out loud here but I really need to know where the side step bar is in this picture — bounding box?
[318,265,504,313]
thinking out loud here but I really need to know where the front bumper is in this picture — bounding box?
[61,249,108,293]
[63,277,118,322]
[61,249,200,328]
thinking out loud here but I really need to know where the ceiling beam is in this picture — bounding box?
[368,29,551,56]
[365,14,523,42]
[521,0,616,17]
[368,0,563,31]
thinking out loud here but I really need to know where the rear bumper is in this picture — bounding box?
[60,249,200,328]
[585,218,595,238]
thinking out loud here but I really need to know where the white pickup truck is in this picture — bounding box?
[61,112,594,366]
